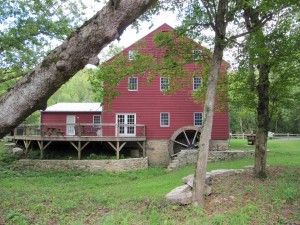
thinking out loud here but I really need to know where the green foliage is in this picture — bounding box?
[89,29,228,108]
[48,68,94,105]
[21,69,94,124]
[0,140,299,224]
[230,1,300,133]
[0,0,88,95]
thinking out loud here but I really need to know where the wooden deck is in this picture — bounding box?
[13,123,146,160]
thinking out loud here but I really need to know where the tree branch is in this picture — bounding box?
[0,0,157,137]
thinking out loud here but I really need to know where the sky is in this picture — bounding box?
[86,1,180,50]
[85,1,232,66]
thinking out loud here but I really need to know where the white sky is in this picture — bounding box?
[85,1,232,66]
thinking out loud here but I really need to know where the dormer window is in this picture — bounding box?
[192,49,202,61]
[128,50,138,60]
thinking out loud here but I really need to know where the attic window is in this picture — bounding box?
[160,77,170,91]
[192,49,202,61]
[128,50,138,60]
[193,77,202,91]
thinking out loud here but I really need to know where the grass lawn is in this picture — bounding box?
[0,139,299,224]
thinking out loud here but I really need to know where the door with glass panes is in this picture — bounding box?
[66,115,76,136]
[116,114,136,136]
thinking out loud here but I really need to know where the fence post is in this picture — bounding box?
[287,133,289,140]
[78,123,81,137]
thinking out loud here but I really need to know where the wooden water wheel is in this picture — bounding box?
[169,126,201,157]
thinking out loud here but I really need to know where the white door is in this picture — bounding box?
[66,115,76,136]
[116,114,136,136]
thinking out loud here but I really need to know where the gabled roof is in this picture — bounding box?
[43,103,102,112]
[110,23,229,68]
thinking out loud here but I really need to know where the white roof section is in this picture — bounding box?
[44,103,102,112]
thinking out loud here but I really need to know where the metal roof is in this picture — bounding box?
[43,103,102,112]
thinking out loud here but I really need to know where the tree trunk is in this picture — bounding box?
[239,117,243,134]
[0,0,157,138]
[254,64,270,178]
[192,0,228,207]
[243,6,270,178]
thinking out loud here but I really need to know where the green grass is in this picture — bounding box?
[0,139,299,224]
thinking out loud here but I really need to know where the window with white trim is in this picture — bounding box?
[160,112,170,127]
[128,50,138,60]
[193,77,202,91]
[128,77,138,91]
[93,115,101,125]
[160,77,170,91]
[194,112,203,126]
[192,49,202,61]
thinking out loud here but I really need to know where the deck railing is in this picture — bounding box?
[14,123,146,138]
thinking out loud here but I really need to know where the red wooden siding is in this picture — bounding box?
[102,23,229,140]
[41,112,101,134]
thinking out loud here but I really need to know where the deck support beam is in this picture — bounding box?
[70,141,90,160]
[23,140,31,155]
[37,141,52,159]
[108,141,127,159]
[137,141,146,157]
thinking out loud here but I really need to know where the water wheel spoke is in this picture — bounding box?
[173,140,188,148]
[183,130,191,145]
[191,131,198,145]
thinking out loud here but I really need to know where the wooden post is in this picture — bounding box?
[137,141,146,158]
[41,124,44,137]
[116,141,120,159]
[143,141,146,157]
[23,140,31,155]
[37,141,52,159]
[78,141,81,159]
[78,123,81,137]
[70,141,90,160]
[39,141,44,159]
[108,141,126,160]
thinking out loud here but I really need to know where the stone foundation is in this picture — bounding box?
[146,140,170,167]
[146,139,230,167]
[167,150,254,170]
[16,157,148,172]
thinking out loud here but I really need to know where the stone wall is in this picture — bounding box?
[168,150,254,170]
[146,140,170,167]
[208,150,254,162]
[16,157,148,172]
[145,139,230,167]
[210,140,229,151]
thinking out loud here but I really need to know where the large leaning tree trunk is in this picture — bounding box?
[0,0,157,138]
[243,6,270,178]
[192,0,228,207]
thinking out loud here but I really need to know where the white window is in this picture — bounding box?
[160,112,170,127]
[193,77,202,90]
[93,115,101,125]
[192,49,202,61]
[128,50,138,60]
[128,77,138,91]
[66,115,76,136]
[160,77,170,91]
[116,114,136,136]
[194,112,203,126]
